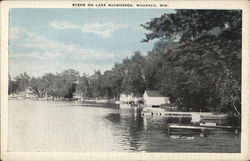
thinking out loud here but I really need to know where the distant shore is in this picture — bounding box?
[8,95,118,104]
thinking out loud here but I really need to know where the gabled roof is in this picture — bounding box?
[145,90,164,97]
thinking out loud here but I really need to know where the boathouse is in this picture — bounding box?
[73,91,83,99]
[143,90,170,107]
[119,93,134,103]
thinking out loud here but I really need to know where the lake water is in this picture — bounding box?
[8,100,240,152]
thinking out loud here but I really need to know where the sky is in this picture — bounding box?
[9,8,175,77]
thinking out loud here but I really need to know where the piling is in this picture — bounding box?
[200,128,206,137]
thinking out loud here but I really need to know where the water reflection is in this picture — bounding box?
[105,107,194,151]
[8,100,240,152]
[104,105,240,152]
[105,113,121,123]
[105,107,145,151]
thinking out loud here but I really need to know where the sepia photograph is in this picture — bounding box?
[1,0,250,160]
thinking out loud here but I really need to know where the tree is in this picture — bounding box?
[8,74,18,94]
[121,51,146,95]
[75,74,91,97]
[89,70,103,97]
[29,77,41,96]
[29,69,81,98]
[58,69,80,98]
[142,10,241,42]
[13,72,30,92]
[142,10,241,114]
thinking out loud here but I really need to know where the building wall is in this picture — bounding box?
[120,94,134,103]
[144,97,167,106]
[25,93,37,99]
[73,92,83,99]
[143,93,170,107]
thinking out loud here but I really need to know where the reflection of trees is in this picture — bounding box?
[105,113,121,124]
[105,108,144,151]
[105,108,192,151]
[120,108,144,151]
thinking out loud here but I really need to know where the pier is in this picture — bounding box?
[168,123,240,137]
[141,108,229,123]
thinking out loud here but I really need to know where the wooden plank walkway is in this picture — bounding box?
[141,110,211,121]
[141,109,229,124]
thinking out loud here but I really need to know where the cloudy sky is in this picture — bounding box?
[9,8,174,77]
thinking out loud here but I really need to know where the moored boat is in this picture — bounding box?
[200,113,228,120]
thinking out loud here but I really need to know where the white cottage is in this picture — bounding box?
[119,93,134,103]
[22,87,38,99]
[143,90,170,107]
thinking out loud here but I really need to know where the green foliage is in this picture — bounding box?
[89,70,103,97]
[157,39,241,112]
[8,74,18,94]
[9,69,80,98]
[75,74,91,97]
[13,72,30,92]
[141,9,241,114]
[142,10,241,42]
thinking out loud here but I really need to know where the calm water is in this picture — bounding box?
[8,100,240,152]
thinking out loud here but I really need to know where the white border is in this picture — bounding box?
[1,0,250,160]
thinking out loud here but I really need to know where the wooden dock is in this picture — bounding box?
[141,109,228,124]
[142,110,211,117]
[167,123,239,137]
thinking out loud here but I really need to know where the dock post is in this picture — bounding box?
[234,128,239,136]
[167,124,171,133]
[143,117,148,130]
[200,128,206,137]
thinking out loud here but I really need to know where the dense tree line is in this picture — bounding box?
[9,69,80,98]
[9,10,241,115]
[140,10,241,114]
